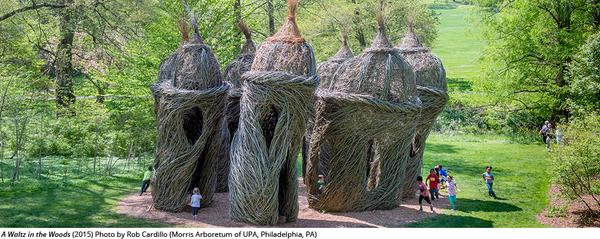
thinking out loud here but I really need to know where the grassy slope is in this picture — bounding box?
[431,3,486,85]
[0,134,548,228]
[0,2,549,228]
[408,134,550,227]
[0,175,167,227]
[429,2,488,106]
[406,4,550,227]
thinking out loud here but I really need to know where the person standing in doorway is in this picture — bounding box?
[190,187,203,220]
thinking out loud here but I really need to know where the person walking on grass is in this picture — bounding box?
[139,166,153,196]
[417,176,434,212]
[438,165,449,189]
[545,123,554,152]
[426,168,440,200]
[191,187,203,220]
[446,175,458,210]
[539,121,550,144]
[555,127,563,145]
[482,166,497,198]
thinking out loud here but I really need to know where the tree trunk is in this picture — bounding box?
[55,3,76,115]
[0,78,11,183]
[11,117,21,182]
[355,27,367,49]
[592,0,600,29]
[351,1,367,49]
[234,0,241,24]
[94,81,108,104]
[94,117,99,174]
[267,0,275,35]
[0,139,4,183]
[11,151,19,182]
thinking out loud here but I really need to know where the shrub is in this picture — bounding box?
[551,115,600,213]
[568,32,600,116]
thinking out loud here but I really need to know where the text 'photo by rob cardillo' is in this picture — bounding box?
[150,0,448,226]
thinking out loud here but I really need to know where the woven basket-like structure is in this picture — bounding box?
[216,22,256,193]
[317,36,354,89]
[151,9,228,212]
[228,0,319,225]
[396,27,448,199]
[305,15,421,212]
[301,36,354,180]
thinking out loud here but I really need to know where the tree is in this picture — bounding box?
[0,0,153,114]
[552,115,600,215]
[475,0,598,122]
[300,0,440,61]
[567,32,600,116]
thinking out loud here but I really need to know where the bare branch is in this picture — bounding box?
[0,2,66,22]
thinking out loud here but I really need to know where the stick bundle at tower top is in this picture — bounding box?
[306,3,421,212]
[151,2,228,212]
[228,0,319,225]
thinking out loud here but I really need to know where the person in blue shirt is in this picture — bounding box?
[482,166,497,198]
[438,165,449,188]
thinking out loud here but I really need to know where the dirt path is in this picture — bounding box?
[537,184,600,227]
[117,180,448,228]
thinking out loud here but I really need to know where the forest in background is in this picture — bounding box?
[0,0,442,179]
[0,0,598,181]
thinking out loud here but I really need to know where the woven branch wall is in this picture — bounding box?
[305,17,422,212]
[301,37,354,181]
[397,28,449,199]
[228,0,319,225]
[216,23,256,193]
[151,28,229,211]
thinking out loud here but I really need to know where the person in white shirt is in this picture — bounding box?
[190,187,203,220]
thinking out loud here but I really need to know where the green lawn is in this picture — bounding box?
[0,134,549,227]
[0,174,168,227]
[408,134,550,227]
[0,2,548,228]
[430,2,486,87]
[428,1,490,106]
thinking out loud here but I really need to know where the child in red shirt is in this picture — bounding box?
[425,168,440,200]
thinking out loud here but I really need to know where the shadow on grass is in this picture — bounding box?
[425,143,461,154]
[428,3,459,10]
[447,78,473,91]
[456,198,521,213]
[0,178,168,227]
[407,214,494,228]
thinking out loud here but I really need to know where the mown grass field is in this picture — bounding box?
[409,134,550,227]
[430,2,486,85]
[0,134,549,227]
[0,1,551,228]
[0,174,168,227]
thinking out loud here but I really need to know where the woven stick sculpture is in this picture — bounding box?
[396,25,448,199]
[317,34,354,89]
[216,21,256,193]
[151,4,228,212]
[301,33,354,180]
[228,0,319,225]
[306,7,421,212]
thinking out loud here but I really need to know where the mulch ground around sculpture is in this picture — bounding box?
[537,184,600,227]
[118,179,446,228]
